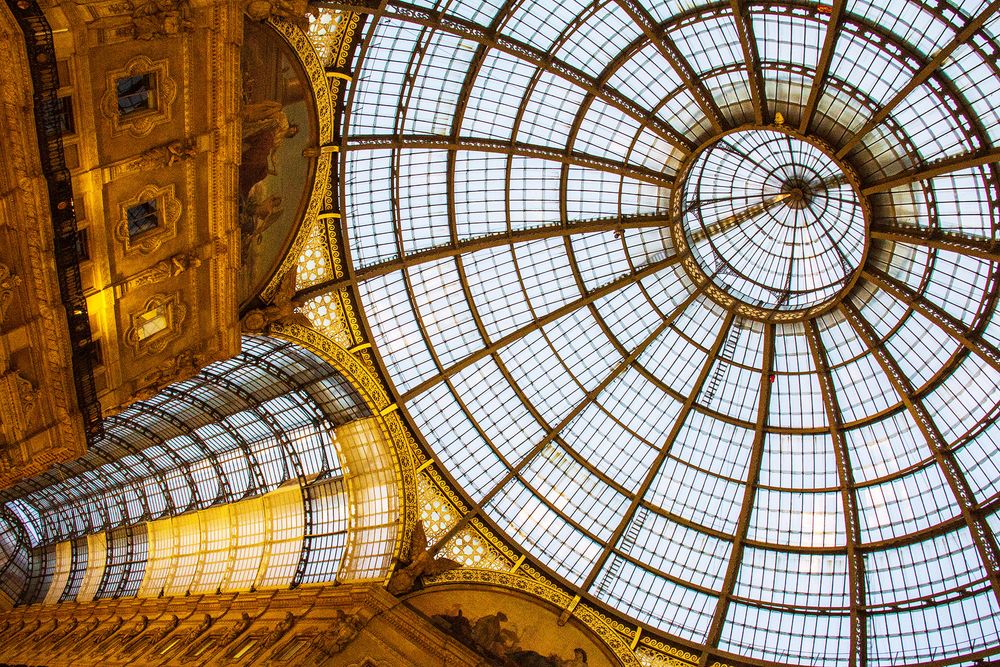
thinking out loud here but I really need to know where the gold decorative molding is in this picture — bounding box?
[427,568,642,667]
[416,469,462,542]
[115,183,182,255]
[101,55,178,138]
[125,292,187,355]
[439,524,509,572]
[299,291,353,348]
[116,252,200,297]
[258,16,336,304]
[307,8,359,67]
[0,370,39,444]
[635,636,701,667]
[0,263,22,325]
[269,322,418,579]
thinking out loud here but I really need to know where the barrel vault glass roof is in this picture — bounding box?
[325,0,1000,664]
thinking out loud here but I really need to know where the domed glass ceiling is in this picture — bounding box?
[324,0,1000,663]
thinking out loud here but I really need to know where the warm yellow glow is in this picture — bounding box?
[43,540,73,605]
[138,484,305,596]
[334,418,401,581]
[75,533,107,602]
[417,471,459,541]
[297,221,330,287]
[307,8,345,65]
[300,292,352,348]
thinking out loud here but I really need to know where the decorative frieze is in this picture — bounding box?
[130,0,194,40]
[100,55,178,137]
[108,138,198,179]
[115,252,200,297]
[0,263,22,325]
[0,370,39,444]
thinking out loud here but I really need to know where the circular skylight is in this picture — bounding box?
[677,129,867,316]
[331,0,1000,664]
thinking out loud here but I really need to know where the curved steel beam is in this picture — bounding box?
[346,134,675,188]
[298,211,679,299]
[839,300,1000,608]
[323,0,695,151]
[700,322,775,665]
[398,249,685,403]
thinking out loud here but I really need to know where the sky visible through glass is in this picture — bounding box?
[336,0,1000,663]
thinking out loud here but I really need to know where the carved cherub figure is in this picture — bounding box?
[217,612,252,647]
[241,268,310,333]
[119,614,149,643]
[386,520,462,596]
[243,0,309,26]
[187,613,213,640]
[166,139,197,165]
[146,614,179,646]
[89,615,125,650]
[261,611,295,648]
[131,0,193,39]
[309,609,364,658]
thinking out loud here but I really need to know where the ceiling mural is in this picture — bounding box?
[239,20,318,305]
[409,585,619,667]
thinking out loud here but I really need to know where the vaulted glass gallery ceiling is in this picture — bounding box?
[331,0,1000,663]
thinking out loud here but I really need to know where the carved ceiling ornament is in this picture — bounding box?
[0,263,22,324]
[109,138,197,179]
[387,519,462,596]
[114,183,181,255]
[130,0,194,40]
[100,55,177,137]
[119,252,200,296]
[124,292,187,356]
[244,0,309,25]
[0,370,39,444]
[306,609,364,659]
[258,16,337,304]
[241,266,310,333]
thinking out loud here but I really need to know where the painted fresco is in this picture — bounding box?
[408,587,616,667]
[239,21,316,304]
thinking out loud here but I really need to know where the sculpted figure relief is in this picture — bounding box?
[308,609,364,659]
[387,520,462,596]
[187,613,213,640]
[261,611,295,649]
[145,614,180,647]
[84,615,124,654]
[57,617,100,654]
[46,617,78,646]
[131,0,194,39]
[241,269,310,333]
[242,0,309,26]
[431,609,589,667]
[0,263,22,325]
[115,614,149,647]
[217,612,253,647]
[113,139,197,178]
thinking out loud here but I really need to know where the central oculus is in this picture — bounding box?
[675,129,867,315]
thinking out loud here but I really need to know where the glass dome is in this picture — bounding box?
[328,0,1000,663]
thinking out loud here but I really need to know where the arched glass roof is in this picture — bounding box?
[325,0,1000,663]
[1,336,369,546]
[0,336,392,604]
